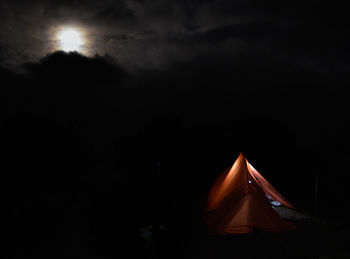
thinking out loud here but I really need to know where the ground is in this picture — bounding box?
[180,208,349,259]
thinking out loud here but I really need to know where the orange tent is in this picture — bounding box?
[205,153,296,234]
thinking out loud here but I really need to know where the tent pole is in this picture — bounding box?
[151,159,161,259]
[314,176,318,216]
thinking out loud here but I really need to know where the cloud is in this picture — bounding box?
[1,0,349,75]
[0,0,135,66]
[23,50,126,84]
[0,0,350,80]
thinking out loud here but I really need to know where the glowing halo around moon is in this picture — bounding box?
[57,27,84,52]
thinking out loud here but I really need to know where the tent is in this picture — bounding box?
[205,153,296,234]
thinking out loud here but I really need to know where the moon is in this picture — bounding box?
[57,28,83,52]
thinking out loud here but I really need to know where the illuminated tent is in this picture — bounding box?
[205,153,296,234]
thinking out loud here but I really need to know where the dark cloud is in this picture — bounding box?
[23,50,126,84]
[1,52,127,151]
[1,52,127,203]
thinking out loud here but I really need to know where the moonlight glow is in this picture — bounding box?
[58,28,83,52]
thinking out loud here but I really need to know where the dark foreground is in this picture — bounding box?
[5,208,349,258]
[128,216,350,259]
[185,219,349,259]
[94,218,350,259]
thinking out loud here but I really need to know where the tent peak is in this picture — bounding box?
[238,152,247,160]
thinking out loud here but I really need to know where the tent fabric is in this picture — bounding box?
[248,162,295,209]
[205,153,296,234]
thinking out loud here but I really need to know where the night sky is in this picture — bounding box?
[1,1,350,258]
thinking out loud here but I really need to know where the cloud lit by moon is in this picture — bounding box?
[57,27,84,53]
